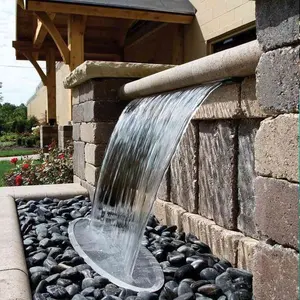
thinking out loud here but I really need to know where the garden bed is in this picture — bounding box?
[17,196,253,300]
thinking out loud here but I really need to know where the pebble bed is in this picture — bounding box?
[17,196,253,300]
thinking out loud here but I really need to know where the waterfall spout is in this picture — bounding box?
[69,82,222,292]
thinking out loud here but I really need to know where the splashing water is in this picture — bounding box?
[69,82,222,292]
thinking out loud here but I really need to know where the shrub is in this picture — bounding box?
[0,132,18,142]
[4,141,73,186]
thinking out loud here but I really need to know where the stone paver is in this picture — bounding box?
[255,176,298,250]
[255,114,298,182]
[253,242,298,300]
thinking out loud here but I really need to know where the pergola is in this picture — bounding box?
[14,0,195,124]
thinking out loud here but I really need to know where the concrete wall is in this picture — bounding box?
[27,63,71,125]
[184,0,255,61]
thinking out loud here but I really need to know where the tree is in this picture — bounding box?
[0,82,3,102]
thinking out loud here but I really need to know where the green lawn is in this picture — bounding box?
[0,161,14,186]
[0,148,38,157]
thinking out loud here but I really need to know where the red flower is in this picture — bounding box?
[58,153,65,159]
[15,175,23,186]
[22,163,30,170]
[10,157,18,164]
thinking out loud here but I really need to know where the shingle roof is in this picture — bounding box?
[40,0,196,15]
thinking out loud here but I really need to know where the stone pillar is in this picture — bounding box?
[65,61,173,200]
[72,78,131,200]
[58,125,72,150]
[253,1,299,299]
[40,125,58,150]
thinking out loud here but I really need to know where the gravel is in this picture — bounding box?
[17,197,253,300]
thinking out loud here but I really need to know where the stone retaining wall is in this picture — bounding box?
[71,72,298,300]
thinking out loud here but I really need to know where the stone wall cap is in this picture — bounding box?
[120,40,262,100]
[64,61,175,89]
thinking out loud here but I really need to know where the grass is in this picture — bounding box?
[0,148,38,157]
[0,161,14,187]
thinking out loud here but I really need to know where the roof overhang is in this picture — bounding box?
[14,0,195,62]
[24,0,195,24]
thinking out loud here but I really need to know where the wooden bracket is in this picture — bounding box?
[22,51,47,86]
[33,13,56,60]
[35,11,70,63]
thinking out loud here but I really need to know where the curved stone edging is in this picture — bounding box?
[119,40,262,100]
[0,184,89,300]
[0,183,88,200]
[0,196,31,300]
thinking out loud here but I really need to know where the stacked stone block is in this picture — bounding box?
[253,1,299,299]
[72,78,132,200]
[155,77,268,271]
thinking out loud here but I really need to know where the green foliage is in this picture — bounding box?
[15,135,39,148]
[4,141,73,186]
[0,103,38,134]
[0,133,19,143]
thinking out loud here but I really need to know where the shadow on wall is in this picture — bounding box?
[184,16,206,61]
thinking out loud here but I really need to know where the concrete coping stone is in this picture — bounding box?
[0,183,88,200]
[119,40,262,100]
[64,61,175,88]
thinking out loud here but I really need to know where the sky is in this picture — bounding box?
[0,0,46,105]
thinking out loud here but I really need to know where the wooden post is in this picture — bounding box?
[68,15,86,120]
[46,48,56,125]
[68,15,85,71]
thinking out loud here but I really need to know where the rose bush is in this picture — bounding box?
[4,141,73,186]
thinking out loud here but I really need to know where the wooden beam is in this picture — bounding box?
[22,51,47,86]
[68,15,85,71]
[17,0,24,9]
[35,11,70,63]
[85,53,121,61]
[33,13,56,49]
[125,22,167,49]
[46,48,56,124]
[27,1,194,24]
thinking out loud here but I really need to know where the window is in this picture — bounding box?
[209,26,256,54]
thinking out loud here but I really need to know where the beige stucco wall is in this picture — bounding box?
[27,84,47,124]
[184,0,255,61]
[27,63,71,125]
[55,64,71,125]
